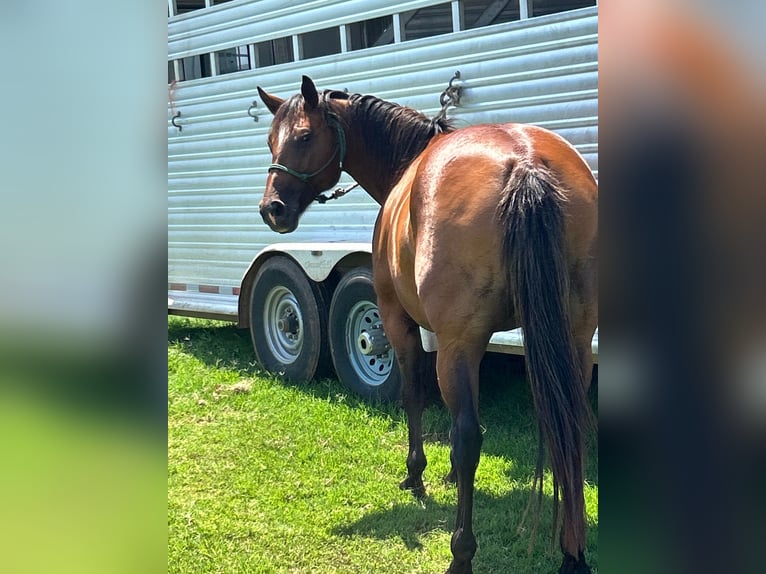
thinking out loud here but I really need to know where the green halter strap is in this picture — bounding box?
[268,112,346,184]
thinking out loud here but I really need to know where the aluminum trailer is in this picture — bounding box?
[168,0,598,400]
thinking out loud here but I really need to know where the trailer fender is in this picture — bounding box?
[238,242,372,328]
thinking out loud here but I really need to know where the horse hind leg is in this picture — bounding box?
[558,323,596,573]
[555,369,592,574]
[547,333,591,574]
[559,550,591,574]
[556,284,597,573]
[436,342,485,574]
[444,443,458,485]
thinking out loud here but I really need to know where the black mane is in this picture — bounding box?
[321,90,455,184]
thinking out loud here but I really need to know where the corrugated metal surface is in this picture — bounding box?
[169,1,461,58]
[168,2,597,289]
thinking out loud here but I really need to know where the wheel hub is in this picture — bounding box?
[263,285,304,364]
[344,301,394,386]
[357,327,389,356]
[277,311,299,336]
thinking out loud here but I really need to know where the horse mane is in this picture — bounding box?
[322,90,455,182]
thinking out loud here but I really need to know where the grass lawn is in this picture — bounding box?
[168,316,597,573]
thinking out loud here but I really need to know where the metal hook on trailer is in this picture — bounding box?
[435,70,462,122]
[247,101,259,122]
[171,111,182,132]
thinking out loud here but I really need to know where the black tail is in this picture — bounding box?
[499,163,590,551]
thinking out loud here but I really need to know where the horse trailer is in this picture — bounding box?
[168,0,598,400]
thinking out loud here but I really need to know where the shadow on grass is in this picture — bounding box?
[332,487,598,571]
[333,495,452,551]
[167,316,598,486]
[168,317,256,371]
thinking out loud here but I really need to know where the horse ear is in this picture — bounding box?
[257,86,284,115]
[301,75,319,110]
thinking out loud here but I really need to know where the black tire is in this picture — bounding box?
[250,256,330,382]
[328,267,401,401]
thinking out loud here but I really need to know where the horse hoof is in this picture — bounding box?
[558,552,591,574]
[443,468,457,485]
[445,561,472,574]
[399,476,426,499]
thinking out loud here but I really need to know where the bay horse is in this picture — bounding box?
[257,76,597,574]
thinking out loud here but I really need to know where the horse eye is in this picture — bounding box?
[300,131,312,142]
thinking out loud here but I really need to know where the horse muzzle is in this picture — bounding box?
[259,199,298,233]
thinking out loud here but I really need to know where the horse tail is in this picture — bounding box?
[499,162,589,550]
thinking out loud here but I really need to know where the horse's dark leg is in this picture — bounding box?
[559,550,591,574]
[399,338,434,499]
[444,447,458,485]
[558,260,597,574]
[380,306,433,499]
[437,343,484,574]
[556,335,595,574]
[571,255,598,395]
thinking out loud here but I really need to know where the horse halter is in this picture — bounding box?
[267,112,347,185]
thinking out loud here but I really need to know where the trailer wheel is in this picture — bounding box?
[250,257,330,382]
[328,268,401,401]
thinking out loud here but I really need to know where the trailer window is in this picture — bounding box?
[180,54,211,80]
[462,0,521,29]
[216,45,251,75]
[174,0,205,15]
[402,3,453,41]
[300,27,342,59]
[348,16,395,50]
[255,37,294,68]
[531,0,597,17]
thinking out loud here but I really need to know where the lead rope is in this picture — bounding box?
[314,181,359,204]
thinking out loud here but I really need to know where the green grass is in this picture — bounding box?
[168,316,598,573]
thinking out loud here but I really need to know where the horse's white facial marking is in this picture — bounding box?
[273,105,312,154]
[274,122,292,152]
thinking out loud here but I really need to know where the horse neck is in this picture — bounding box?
[330,97,441,205]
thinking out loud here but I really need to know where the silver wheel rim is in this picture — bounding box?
[345,301,393,386]
[263,286,303,364]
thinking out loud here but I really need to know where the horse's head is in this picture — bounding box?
[256,76,345,233]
